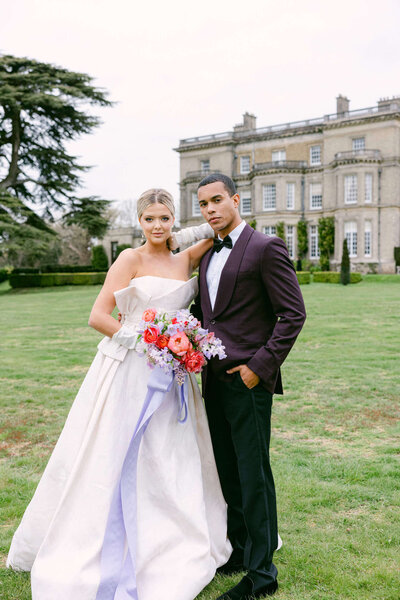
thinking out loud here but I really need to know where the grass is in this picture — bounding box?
[0,280,399,599]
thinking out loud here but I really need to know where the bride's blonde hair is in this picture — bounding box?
[137,188,175,220]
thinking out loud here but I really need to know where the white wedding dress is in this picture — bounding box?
[7,275,232,600]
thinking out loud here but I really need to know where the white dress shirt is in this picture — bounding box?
[206,220,246,310]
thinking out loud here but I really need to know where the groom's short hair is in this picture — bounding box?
[197,173,237,197]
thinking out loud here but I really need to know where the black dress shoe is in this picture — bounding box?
[217,563,244,576]
[217,549,245,576]
[216,574,278,599]
[217,561,244,576]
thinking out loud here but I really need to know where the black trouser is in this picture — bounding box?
[205,371,278,587]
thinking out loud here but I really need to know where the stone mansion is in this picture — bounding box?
[175,95,400,273]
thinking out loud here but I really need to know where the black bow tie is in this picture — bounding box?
[213,235,233,253]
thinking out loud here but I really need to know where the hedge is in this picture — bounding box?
[313,271,362,284]
[296,271,311,285]
[0,268,9,283]
[9,272,107,288]
[12,264,104,274]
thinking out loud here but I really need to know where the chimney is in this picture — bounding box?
[336,95,350,115]
[378,96,400,111]
[233,112,257,132]
[243,112,256,130]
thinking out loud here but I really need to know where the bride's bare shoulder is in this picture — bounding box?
[109,247,143,277]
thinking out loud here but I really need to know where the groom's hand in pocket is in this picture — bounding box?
[226,365,260,389]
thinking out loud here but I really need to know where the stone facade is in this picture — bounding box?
[175,96,400,273]
[101,227,143,264]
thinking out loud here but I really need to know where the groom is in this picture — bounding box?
[192,173,306,599]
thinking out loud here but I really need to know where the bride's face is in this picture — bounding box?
[140,202,174,244]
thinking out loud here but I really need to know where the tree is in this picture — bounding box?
[52,221,92,265]
[341,238,350,285]
[0,54,112,261]
[111,198,138,228]
[0,190,56,265]
[91,245,108,270]
[276,221,285,243]
[318,217,335,271]
[297,219,308,270]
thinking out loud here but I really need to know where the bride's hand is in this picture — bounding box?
[167,233,179,251]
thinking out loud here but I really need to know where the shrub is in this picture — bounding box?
[11,265,104,274]
[313,272,362,284]
[296,271,311,285]
[41,264,102,273]
[340,239,350,285]
[11,267,40,274]
[91,245,108,271]
[318,216,335,271]
[9,272,106,288]
[0,266,13,282]
[320,256,330,271]
[302,260,321,273]
[297,219,308,259]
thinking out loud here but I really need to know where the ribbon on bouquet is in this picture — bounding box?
[95,367,188,600]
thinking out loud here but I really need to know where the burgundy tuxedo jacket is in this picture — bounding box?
[192,224,306,395]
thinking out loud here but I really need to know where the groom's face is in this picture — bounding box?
[197,181,241,236]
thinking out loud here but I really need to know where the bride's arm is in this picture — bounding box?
[169,222,215,273]
[183,238,214,273]
[88,250,137,337]
[169,222,214,250]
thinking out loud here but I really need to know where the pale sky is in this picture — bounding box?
[2,0,400,212]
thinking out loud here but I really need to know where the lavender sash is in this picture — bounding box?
[96,367,188,600]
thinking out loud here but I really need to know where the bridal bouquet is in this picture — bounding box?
[136,308,226,385]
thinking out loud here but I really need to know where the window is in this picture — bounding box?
[286,183,295,210]
[200,159,210,173]
[344,175,358,204]
[262,184,276,210]
[240,192,251,215]
[344,221,358,257]
[240,155,251,174]
[364,221,372,257]
[310,182,322,209]
[365,173,373,203]
[310,145,321,165]
[263,225,277,236]
[309,225,320,258]
[111,241,118,262]
[352,137,365,151]
[286,225,294,259]
[272,149,286,162]
[192,192,201,216]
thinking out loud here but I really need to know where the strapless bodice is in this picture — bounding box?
[97,276,199,361]
[115,275,198,325]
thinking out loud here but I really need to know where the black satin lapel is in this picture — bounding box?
[213,225,254,318]
[200,247,213,315]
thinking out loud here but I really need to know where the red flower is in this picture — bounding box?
[171,317,178,324]
[184,350,206,373]
[168,332,191,356]
[143,326,159,344]
[142,308,157,322]
[156,334,170,349]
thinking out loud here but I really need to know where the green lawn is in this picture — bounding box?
[0,280,399,599]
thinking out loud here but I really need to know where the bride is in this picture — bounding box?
[7,188,232,600]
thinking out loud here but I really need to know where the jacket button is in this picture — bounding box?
[210,319,216,325]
